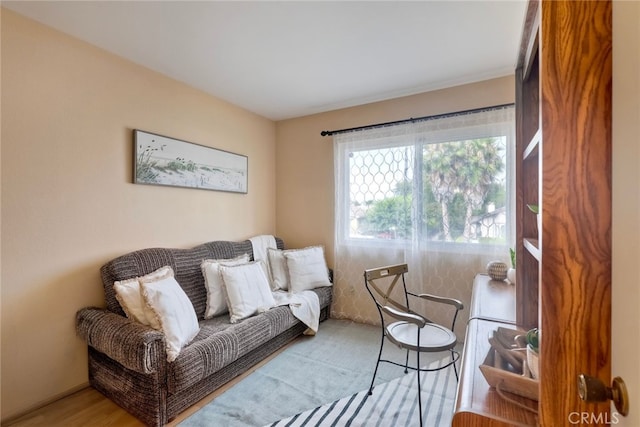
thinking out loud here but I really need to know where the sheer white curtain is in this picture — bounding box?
[332,106,515,337]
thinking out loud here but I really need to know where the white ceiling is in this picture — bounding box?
[3,1,527,121]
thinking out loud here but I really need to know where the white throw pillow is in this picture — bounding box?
[267,248,289,291]
[113,266,170,329]
[284,246,332,293]
[201,254,250,318]
[140,268,200,362]
[220,261,276,323]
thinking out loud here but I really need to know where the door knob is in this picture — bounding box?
[577,374,629,416]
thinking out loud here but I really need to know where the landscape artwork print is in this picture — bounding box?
[134,130,248,193]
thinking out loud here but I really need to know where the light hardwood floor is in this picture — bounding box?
[4,345,285,427]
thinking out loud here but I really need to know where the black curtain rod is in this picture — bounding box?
[320,103,514,137]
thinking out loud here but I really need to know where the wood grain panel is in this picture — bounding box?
[539,0,612,424]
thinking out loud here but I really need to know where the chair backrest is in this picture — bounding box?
[364,264,411,320]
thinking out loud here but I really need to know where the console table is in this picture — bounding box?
[452,274,538,426]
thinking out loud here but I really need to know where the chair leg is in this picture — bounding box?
[368,332,385,395]
[451,349,459,381]
[404,348,410,374]
[416,349,423,427]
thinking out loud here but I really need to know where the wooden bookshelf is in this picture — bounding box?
[455,1,612,423]
[517,0,612,423]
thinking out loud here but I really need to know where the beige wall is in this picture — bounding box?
[1,10,276,419]
[612,1,639,425]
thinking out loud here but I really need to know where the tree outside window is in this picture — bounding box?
[351,136,507,244]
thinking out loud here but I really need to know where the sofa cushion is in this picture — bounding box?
[167,286,333,393]
[284,246,332,293]
[220,261,276,323]
[267,246,331,292]
[140,267,200,362]
[113,266,170,328]
[267,248,288,290]
[167,310,277,394]
[201,254,250,318]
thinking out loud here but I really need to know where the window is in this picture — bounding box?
[335,105,515,249]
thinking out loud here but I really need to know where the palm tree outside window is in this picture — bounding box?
[338,106,513,247]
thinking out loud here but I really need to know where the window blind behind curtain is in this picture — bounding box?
[331,105,515,336]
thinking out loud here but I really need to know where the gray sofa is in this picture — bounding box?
[76,238,333,426]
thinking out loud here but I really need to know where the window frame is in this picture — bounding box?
[335,106,515,255]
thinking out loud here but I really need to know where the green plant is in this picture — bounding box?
[526,204,539,214]
[526,328,539,353]
[136,144,164,182]
[509,248,516,268]
[166,157,198,173]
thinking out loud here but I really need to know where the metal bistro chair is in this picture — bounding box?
[364,264,463,427]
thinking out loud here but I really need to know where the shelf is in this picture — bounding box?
[469,274,516,324]
[523,238,541,261]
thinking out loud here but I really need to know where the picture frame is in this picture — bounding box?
[134,130,248,193]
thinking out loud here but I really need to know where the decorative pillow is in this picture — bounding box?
[113,266,170,329]
[140,267,200,362]
[284,246,332,293]
[220,261,276,323]
[267,248,288,291]
[201,254,250,318]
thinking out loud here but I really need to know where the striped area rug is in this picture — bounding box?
[265,359,456,427]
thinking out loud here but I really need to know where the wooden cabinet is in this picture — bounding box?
[453,275,537,426]
[454,0,612,424]
[517,0,612,424]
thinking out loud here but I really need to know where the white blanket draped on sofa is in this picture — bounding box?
[272,290,320,335]
[250,235,321,335]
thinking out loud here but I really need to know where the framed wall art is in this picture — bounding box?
[134,130,248,193]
